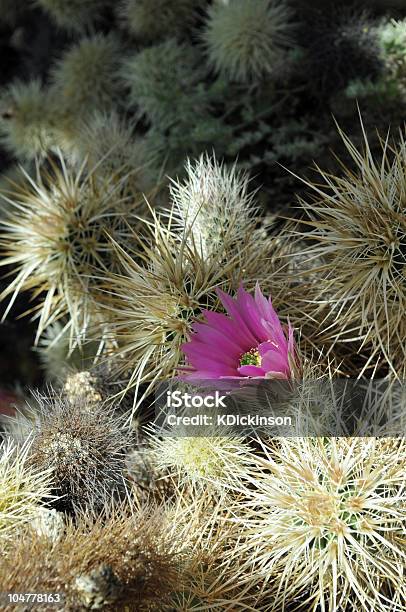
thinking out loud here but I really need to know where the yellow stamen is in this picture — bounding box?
[240,348,261,367]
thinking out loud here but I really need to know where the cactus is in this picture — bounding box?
[203,0,295,82]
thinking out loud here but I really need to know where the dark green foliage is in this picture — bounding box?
[35,0,109,32]
[122,40,211,127]
[144,117,233,176]
[1,0,401,203]
[299,5,383,97]
[117,0,198,43]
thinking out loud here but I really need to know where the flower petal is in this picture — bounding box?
[201,309,253,350]
[181,341,238,369]
[190,321,245,358]
[261,349,289,375]
[216,288,258,346]
[237,365,267,377]
[236,285,269,342]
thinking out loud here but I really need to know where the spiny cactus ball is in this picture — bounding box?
[298,126,406,375]
[21,392,131,512]
[117,0,197,42]
[149,424,252,490]
[50,34,124,149]
[0,80,55,161]
[72,111,152,193]
[0,152,142,345]
[226,437,406,611]
[203,0,295,82]
[170,154,256,258]
[35,0,109,32]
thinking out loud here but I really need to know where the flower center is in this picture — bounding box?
[239,348,261,367]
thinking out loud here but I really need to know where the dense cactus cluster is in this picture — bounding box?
[1,0,398,183]
[0,1,405,611]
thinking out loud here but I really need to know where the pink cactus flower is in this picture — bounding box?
[180,284,295,381]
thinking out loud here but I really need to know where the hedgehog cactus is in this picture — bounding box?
[15,392,131,512]
[0,152,145,346]
[296,123,406,376]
